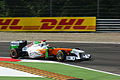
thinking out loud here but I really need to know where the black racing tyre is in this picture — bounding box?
[56,50,66,62]
[10,48,20,59]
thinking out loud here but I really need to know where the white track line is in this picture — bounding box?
[21,59,59,63]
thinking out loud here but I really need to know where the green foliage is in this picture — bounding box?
[1,0,97,17]
[0,0,120,18]
[0,0,6,16]
[99,0,120,18]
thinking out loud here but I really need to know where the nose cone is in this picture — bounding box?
[77,49,85,53]
[85,54,91,58]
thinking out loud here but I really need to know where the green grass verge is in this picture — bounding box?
[0,76,52,80]
[2,61,120,80]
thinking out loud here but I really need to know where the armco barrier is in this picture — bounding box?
[0,17,96,32]
[97,19,120,32]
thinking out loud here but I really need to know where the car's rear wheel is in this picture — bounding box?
[56,50,66,61]
[10,48,20,59]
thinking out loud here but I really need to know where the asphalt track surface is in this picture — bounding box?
[0,42,120,74]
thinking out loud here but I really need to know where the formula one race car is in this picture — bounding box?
[10,40,91,61]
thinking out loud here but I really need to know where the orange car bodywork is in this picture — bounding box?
[37,48,72,57]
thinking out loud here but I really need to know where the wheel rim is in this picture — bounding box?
[11,50,17,57]
[56,52,64,60]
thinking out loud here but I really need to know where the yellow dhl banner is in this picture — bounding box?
[0,17,96,31]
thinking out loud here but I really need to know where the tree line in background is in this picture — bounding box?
[0,0,120,18]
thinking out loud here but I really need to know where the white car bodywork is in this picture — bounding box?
[22,44,47,58]
[66,49,91,61]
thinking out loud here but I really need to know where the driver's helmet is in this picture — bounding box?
[33,41,40,44]
[41,40,46,42]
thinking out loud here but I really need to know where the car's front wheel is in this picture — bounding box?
[56,50,66,61]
